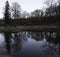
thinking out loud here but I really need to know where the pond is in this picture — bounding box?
[0,31,60,57]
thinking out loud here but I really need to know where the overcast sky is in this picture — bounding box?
[0,0,57,18]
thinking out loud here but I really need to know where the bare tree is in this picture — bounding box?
[56,0,60,16]
[45,0,55,7]
[31,9,43,17]
[11,2,21,19]
[21,11,30,18]
[45,0,57,16]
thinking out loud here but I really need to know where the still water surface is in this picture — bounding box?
[0,31,60,57]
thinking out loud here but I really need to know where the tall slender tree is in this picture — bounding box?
[4,1,10,24]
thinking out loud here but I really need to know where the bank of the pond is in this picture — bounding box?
[0,55,12,57]
[0,25,60,32]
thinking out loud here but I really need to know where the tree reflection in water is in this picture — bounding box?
[4,32,28,55]
[12,33,22,53]
[28,32,60,55]
[44,32,60,55]
[4,31,60,56]
[28,32,44,41]
[4,32,12,54]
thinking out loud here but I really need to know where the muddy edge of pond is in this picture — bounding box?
[0,26,60,32]
[0,55,13,57]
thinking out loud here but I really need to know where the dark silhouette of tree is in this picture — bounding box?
[45,0,57,16]
[4,1,10,24]
[57,0,60,16]
[11,2,21,19]
[45,5,57,16]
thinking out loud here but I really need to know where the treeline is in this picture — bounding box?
[0,16,60,26]
[1,0,60,26]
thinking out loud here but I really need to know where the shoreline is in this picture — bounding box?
[0,25,59,32]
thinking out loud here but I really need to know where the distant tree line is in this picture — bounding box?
[0,0,60,26]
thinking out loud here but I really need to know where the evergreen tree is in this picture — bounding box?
[4,1,10,24]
